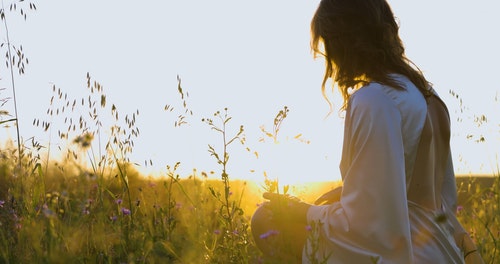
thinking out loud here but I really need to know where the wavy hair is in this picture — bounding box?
[311,0,429,109]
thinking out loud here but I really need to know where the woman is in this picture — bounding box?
[251,0,484,263]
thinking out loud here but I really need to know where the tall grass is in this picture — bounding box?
[0,0,37,207]
[1,71,498,263]
[456,174,500,263]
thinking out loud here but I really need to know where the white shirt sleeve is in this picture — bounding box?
[305,87,413,264]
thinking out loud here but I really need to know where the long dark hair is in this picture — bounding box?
[311,0,429,109]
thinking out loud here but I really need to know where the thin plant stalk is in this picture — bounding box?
[1,0,22,169]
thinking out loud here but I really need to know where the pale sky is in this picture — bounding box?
[1,1,499,184]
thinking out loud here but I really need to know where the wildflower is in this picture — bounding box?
[305,225,312,232]
[456,205,464,214]
[83,209,90,215]
[110,215,118,222]
[42,204,55,218]
[214,229,221,235]
[115,199,123,205]
[260,229,279,239]
[0,200,5,208]
[121,207,131,215]
[43,208,55,218]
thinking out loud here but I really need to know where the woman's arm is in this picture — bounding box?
[306,86,414,263]
[314,186,342,205]
[460,233,485,264]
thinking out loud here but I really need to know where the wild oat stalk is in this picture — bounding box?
[0,0,36,193]
[164,75,193,128]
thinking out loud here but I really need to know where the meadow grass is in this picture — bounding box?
[0,77,498,263]
[456,175,499,263]
[0,145,498,263]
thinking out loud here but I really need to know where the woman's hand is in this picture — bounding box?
[252,193,311,262]
[314,186,343,205]
[262,192,311,224]
[460,233,485,264]
[465,250,485,264]
[263,192,301,204]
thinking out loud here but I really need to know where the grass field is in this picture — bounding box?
[0,151,498,263]
[1,77,498,263]
[1,75,498,263]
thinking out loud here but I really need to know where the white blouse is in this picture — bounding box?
[305,75,466,264]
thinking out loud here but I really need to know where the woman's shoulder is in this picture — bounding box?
[349,74,427,116]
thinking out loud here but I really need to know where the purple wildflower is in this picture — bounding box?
[115,199,123,205]
[214,229,221,235]
[0,200,5,208]
[456,205,464,214]
[259,229,279,239]
[42,204,55,218]
[121,207,131,215]
[305,225,312,232]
